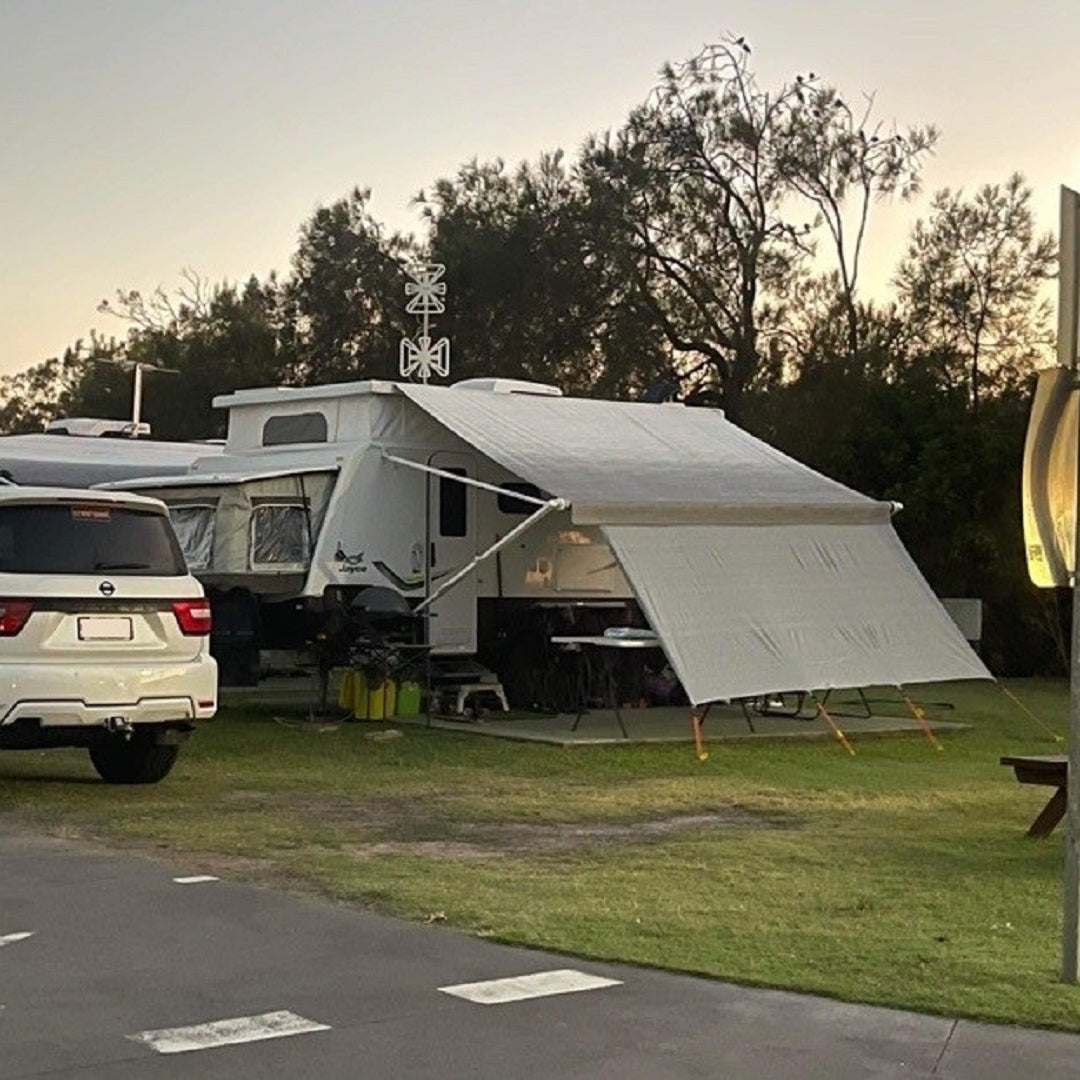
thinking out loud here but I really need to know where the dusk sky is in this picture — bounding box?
[3,0,1078,378]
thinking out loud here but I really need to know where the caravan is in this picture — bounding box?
[104,378,635,690]
[104,375,990,706]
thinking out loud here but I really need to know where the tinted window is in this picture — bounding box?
[497,482,544,515]
[250,504,309,569]
[439,468,467,537]
[0,504,186,575]
[169,504,216,570]
[262,413,328,446]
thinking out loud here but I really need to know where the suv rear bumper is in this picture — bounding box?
[0,656,218,728]
[0,719,194,750]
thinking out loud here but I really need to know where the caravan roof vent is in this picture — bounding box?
[451,378,563,396]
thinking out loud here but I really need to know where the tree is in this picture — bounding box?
[419,154,667,397]
[82,275,294,440]
[776,82,937,359]
[894,173,1056,415]
[575,36,946,420]
[0,347,88,434]
[96,268,216,332]
[284,187,416,384]
[579,37,814,422]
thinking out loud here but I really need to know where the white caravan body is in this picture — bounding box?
[110,379,630,657]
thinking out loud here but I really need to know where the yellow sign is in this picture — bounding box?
[1023,367,1078,587]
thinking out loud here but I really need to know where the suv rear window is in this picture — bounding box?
[0,503,186,576]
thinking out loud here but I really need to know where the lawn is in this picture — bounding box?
[2,678,1080,1031]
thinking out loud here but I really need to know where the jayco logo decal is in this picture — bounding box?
[334,545,368,574]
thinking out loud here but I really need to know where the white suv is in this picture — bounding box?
[0,487,217,783]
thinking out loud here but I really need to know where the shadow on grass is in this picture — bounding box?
[0,772,102,786]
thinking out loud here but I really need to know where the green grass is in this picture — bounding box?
[3,679,1080,1029]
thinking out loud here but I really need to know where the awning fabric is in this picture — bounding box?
[399,384,992,704]
[603,523,989,704]
[400,385,888,525]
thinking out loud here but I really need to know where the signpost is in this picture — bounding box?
[1060,185,1080,982]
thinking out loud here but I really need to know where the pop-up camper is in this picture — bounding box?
[103,376,989,703]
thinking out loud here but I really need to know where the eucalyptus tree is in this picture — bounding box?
[776,82,937,360]
[579,36,815,422]
[577,36,941,419]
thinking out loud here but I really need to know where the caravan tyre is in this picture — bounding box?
[89,736,180,785]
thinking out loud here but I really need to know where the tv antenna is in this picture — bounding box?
[399,264,450,383]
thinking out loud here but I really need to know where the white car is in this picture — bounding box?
[0,487,217,783]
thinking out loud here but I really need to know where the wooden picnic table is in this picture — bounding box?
[1000,755,1067,837]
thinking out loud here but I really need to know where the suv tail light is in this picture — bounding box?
[172,599,212,636]
[0,599,33,636]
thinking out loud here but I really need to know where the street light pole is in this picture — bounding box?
[85,356,178,437]
[131,363,145,432]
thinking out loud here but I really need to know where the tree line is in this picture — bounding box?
[0,36,1061,675]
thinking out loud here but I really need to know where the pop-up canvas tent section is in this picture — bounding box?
[399,384,991,706]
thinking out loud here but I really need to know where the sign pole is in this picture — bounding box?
[1060,185,1080,981]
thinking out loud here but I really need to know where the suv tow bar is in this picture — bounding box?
[103,716,134,738]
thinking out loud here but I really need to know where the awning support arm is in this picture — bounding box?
[380,450,568,611]
[381,450,552,507]
[416,499,567,613]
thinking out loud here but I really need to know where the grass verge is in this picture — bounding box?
[2,678,1080,1030]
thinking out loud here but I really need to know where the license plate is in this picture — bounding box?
[77,616,133,641]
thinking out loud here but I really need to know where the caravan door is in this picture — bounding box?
[427,451,477,653]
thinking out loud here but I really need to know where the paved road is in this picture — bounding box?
[1,824,1078,1078]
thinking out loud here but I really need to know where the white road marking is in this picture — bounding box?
[173,875,219,884]
[439,968,623,1005]
[0,932,34,947]
[128,1010,330,1055]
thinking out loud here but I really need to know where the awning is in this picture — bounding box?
[399,384,888,525]
[604,523,990,704]
[399,384,992,703]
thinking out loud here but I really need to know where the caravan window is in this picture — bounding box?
[168,504,216,571]
[439,468,468,537]
[250,502,309,570]
[262,412,328,447]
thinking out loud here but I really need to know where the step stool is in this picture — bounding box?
[453,682,509,715]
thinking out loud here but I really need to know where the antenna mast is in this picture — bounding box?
[399,264,451,383]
